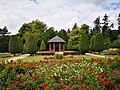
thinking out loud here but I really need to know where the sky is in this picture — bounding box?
[0,0,120,34]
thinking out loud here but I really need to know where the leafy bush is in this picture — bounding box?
[48,55,55,59]
[108,48,119,55]
[54,54,63,59]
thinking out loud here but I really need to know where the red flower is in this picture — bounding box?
[74,77,78,81]
[48,88,51,90]
[31,76,36,80]
[98,60,103,65]
[83,84,87,89]
[80,77,83,81]
[100,86,104,88]
[104,80,111,86]
[8,66,13,70]
[12,81,20,87]
[23,78,27,82]
[39,60,42,63]
[34,71,36,75]
[62,85,67,90]
[69,84,74,88]
[54,79,57,83]
[89,67,92,71]
[100,79,104,83]
[116,57,119,62]
[108,58,113,62]
[38,77,41,81]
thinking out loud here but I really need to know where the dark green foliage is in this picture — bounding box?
[117,13,120,30]
[40,40,46,51]
[67,40,72,50]
[58,29,68,43]
[0,26,10,36]
[94,33,104,53]
[93,17,101,35]
[25,34,37,55]
[18,37,23,53]
[89,36,95,52]
[42,27,55,50]
[0,36,10,52]
[104,38,112,50]
[9,35,19,55]
[78,33,89,54]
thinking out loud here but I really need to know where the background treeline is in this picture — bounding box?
[0,14,120,54]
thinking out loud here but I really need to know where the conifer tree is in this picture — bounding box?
[78,33,89,54]
[25,34,37,55]
[18,37,23,53]
[94,33,104,54]
[90,36,95,53]
[9,35,19,55]
[40,40,46,51]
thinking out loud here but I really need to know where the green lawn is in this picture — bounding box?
[21,55,103,62]
[21,55,45,62]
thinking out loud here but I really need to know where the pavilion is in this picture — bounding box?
[48,36,66,52]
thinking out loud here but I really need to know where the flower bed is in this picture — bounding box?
[0,57,120,90]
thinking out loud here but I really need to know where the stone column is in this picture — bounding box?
[59,43,61,52]
[62,43,64,51]
[53,43,55,52]
[49,43,51,51]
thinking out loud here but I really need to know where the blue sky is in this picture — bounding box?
[0,0,120,34]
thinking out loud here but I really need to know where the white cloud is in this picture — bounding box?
[0,0,119,34]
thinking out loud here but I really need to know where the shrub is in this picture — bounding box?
[78,33,89,54]
[94,33,104,54]
[54,54,63,59]
[25,34,37,55]
[108,48,119,55]
[9,35,19,55]
[17,37,23,53]
[48,55,55,59]
[40,40,46,51]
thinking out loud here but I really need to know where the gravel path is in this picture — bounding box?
[7,54,30,62]
[85,53,110,58]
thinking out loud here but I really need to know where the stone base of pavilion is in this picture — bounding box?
[36,51,80,55]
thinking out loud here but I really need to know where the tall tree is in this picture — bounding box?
[67,40,72,50]
[0,26,10,36]
[18,37,23,53]
[93,17,101,34]
[80,24,89,34]
[58,29,68,43]
[117,13,120,31]
[72,22,78,29]
[40,40,46,51]
[9,35,19,55]
[94,33,104,54]
[25,34,37,55]
[101,14,112,39]
[103,38,112,50]
[78,33,89,54]
[19,19,47,47]
[42,27,55,50]
[69,28,81,50]
[89,36,95,53]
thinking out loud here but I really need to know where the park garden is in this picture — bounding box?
[0,14,120,89]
